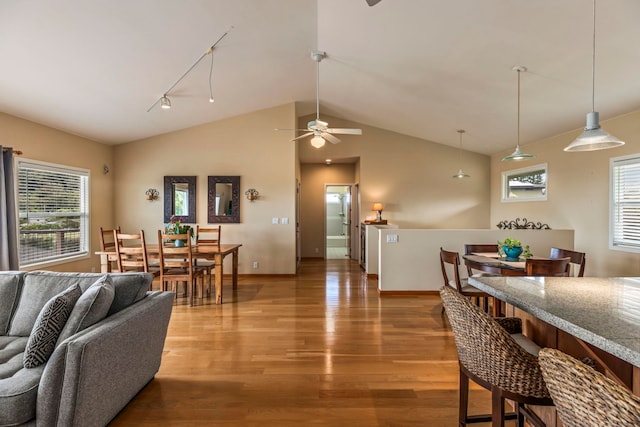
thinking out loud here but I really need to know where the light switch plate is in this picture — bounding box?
[281,217,289,224]
[272,217,279,224]
[386,234,399,243]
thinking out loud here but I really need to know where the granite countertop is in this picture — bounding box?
[468,276,640,367]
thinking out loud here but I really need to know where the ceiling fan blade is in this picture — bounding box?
[326,128,362,135]
[275,128,311,132]
[290,132,313,142]
[322,132,341,144]
[366,0,383,6]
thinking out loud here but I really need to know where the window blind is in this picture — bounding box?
[17,159,89,267]
[611,155,640,251]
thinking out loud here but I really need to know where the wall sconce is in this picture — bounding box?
[245,188,259,201]
[372,202,383,222]
[145,188,159,201]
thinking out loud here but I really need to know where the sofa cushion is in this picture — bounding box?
[9,274,84,336]
[9,271,151,336]
[56,276,115,346]
[23,284,82,369]
[0,336,43,426]
[0,272,24,336]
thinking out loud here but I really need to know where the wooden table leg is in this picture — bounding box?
[232,249,239,290]
[215,253,223,304]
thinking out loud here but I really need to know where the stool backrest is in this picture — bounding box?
[440,248,463,292]
[525,257,571,277]
[539,348,640,427]
[549,247,586,277]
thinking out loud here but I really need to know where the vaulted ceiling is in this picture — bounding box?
[1,0,639,155]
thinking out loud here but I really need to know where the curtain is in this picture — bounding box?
[0,147,19,270]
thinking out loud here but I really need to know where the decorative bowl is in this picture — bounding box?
[503,245,523,261]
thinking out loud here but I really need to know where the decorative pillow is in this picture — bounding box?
[23,283,82,369]
[56,276,115,346]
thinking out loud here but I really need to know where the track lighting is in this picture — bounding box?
[147,28,231,112]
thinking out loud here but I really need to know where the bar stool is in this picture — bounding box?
[539,348,640,427]
[440,286,554,427]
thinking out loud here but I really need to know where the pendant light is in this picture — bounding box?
[564,0,624,152]
[452,129,470,179]
[502,66,535,162]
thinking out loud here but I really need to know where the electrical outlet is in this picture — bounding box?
[252,261,259,269]
[315,247,319,253]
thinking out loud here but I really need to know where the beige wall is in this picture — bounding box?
[0,113,114,272]
[113,104,298,274]
[491,110,640,277]
[298,114,492,228]
[300,163,356,258]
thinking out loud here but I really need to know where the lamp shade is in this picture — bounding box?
[310,135,325,148]
[564,112,624,152]
[372,203,383,212]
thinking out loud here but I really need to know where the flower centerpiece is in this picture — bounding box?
[497,237,532,261]
[166,215,193,247]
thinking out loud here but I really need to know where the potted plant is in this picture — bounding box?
[498,237,527,261]
[166,215,194,247]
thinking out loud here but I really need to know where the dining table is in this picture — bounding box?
[96,243,242,305]
[463,252,527,276]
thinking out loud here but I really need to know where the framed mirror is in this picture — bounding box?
[164,176,196,223]
[501,163,548,202]
[208,176,240,223]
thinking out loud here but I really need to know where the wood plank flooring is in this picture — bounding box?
[110,259,494,426]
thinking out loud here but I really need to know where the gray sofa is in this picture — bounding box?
[0,271,174,426]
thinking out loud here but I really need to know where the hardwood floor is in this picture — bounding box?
[110,259,493,426]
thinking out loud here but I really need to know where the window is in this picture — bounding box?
[611,154,640,252]
[17,159,89,267]
[501,163,548,202]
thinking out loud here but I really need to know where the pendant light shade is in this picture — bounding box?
[564,0,624,152]
[502,66,535,162]
[452,129,470,178]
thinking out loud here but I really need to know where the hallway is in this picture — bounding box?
[111,259,492,426]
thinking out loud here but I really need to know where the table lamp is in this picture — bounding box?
[372,203,383,222]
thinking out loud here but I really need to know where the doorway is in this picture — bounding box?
[325,185,352,259]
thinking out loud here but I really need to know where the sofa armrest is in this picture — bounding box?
[37,291,174,427]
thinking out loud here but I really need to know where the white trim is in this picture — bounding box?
[501,163,548,203]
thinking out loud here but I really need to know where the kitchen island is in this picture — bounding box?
[468,275,640,425]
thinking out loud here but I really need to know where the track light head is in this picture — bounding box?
[160,96,171,110]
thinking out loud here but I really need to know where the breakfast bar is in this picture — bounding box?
[468,275,640,393]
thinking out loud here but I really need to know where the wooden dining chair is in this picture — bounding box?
[440,247,497,316]
[463,244,500,277]
[99,226,121,271]
[194,225,221,296]
[113,230,159,280]
[525,257,571,277]
[549,247,586,277]
[157,231,205,306]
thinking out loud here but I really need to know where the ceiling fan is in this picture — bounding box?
[366,0,383,6]
[276,51,362,148]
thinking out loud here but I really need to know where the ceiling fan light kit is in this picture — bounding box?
[276,51,362,148]
[564,0,624,152]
